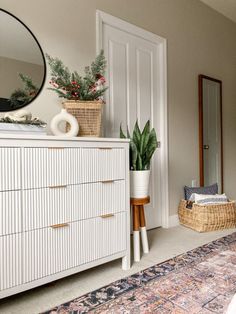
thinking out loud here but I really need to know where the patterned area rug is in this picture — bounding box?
[43,232,236,314]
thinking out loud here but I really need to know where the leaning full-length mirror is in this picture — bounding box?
[199,75,223,193]
[0,9,46,111]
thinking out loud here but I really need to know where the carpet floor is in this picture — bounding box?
[42,232,236,314]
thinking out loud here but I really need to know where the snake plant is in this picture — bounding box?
[120,120,158,170]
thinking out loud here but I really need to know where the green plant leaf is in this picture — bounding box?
[147,128,158,155]
[148,128,158,146]
[140,120,150,156]
[127,127,131,139]
[120,124,126,139]
[141,127,158,169]
[130,140,138,170]
[132,120,141,150]
[137,153,143,170]
[145,129,157,162]
[142,152,150,170]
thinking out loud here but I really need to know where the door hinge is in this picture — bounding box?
[157,141,161,148]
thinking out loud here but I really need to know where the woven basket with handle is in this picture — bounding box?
[178,199,236,232]
[63,100,103,137]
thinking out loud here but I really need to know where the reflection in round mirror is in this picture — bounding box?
[0,9,46,111]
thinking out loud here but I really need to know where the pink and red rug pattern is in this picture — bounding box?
[43,232,236,313]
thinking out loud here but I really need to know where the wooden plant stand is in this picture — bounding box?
[130,196,150,262]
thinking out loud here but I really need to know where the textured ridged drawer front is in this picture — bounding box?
[0,234,22,291]
[0,148,21,191]
[0,191,21,236]
[71,148,126,183]
[22,148,68,189]
[22,180,126,231]
[22,222,98,283]
[23,226,72,283]
[22,213,126,283]
[99,212,127,257]
[22,147,125,189]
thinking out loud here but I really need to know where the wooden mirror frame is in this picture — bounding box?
[198,74,223,190]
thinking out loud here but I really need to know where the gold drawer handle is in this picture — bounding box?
[100,214,115,218]
[51,223,69,229]
[49,185,67,189]
[101,180,115,184]
[98,147,112,150]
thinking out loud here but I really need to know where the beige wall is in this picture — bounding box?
[0,56,44,98]
[0,0,236,217]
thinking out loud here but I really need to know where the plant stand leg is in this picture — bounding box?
[122,255,130,270]
[133,205,140,262]
[140,205,149,254]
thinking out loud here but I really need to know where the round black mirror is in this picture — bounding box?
[0,9,46,111]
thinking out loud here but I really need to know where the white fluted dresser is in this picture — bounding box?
[0,135,130,299]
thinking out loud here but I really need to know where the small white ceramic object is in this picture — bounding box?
[130,170,150,198]
[14,109,32,120]
[50,109,79,137]
[4,109,32,122]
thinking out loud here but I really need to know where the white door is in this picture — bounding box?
[97,11,168,229]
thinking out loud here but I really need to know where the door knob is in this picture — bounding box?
[203,145,210,150]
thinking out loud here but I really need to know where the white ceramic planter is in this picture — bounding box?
[130,170,150,198]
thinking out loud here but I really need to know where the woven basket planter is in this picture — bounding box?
[178,199,236,232]
[63,100,103,137]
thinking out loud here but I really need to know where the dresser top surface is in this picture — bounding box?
[0,134,130,143]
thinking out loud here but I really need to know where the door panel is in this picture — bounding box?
[103,23,162,228]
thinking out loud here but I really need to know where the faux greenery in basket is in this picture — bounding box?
[120,120,158,170]
[46,50,108,101]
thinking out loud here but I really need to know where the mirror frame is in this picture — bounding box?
[198,74,223,191]
[0,8,46,111]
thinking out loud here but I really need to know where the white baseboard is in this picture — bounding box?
[169,214,180,227]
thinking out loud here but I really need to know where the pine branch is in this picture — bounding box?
[46,50,108,101]
[19,73,38,93]
[91,50,106,77]
[47,88,67,98]
[46,53,71,84]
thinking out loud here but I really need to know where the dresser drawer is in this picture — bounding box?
[73,147,125,183]
[22,147,125,189]
[0,233,22,291]
[22,180,126,231]
[0,191,21,236]
[22,147,67,189]
[0,148,21,192]
[22,212,127,283]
